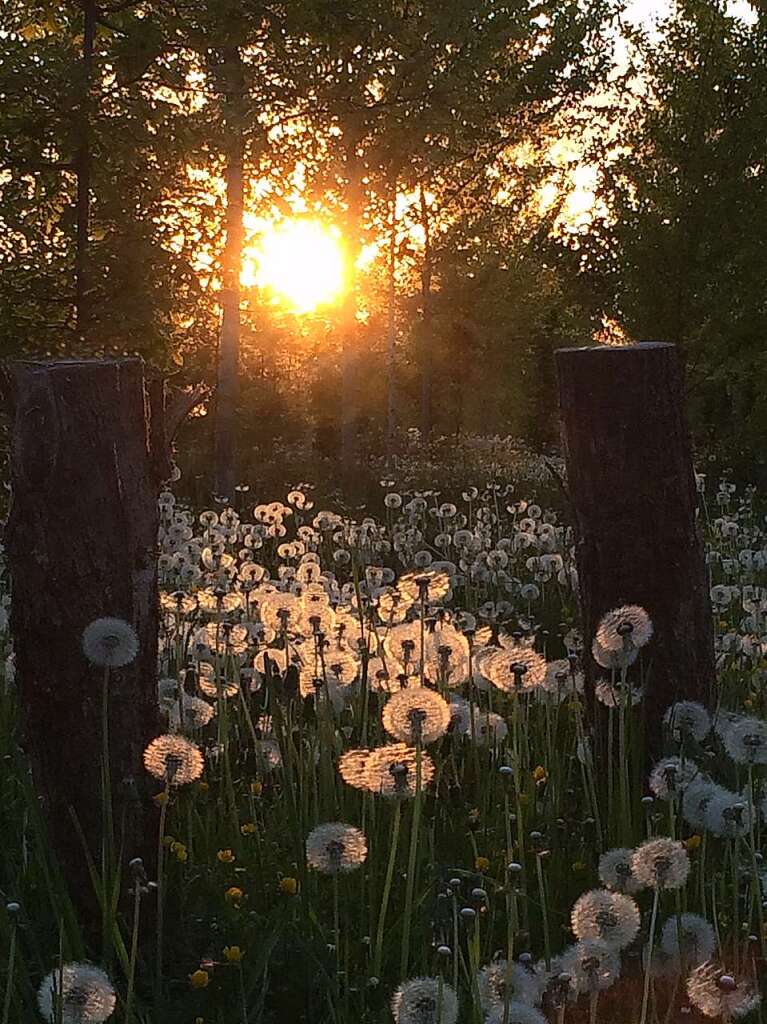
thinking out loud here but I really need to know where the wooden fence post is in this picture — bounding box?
[1,358,204,928]
[554,342,716,753]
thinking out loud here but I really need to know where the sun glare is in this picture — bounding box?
[242,219,346,314]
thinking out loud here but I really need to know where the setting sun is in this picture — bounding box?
[241,219,346,314]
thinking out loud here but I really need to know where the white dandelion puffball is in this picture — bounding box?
[649,756,705,800]
[722,715,767,765]
[382,687,451,745]
[562,939,621,994]
[570,889,640,950]
[477,959,545,1010]
[486,1002,548,1024]
[687,961,761,1019]
[595,605,653,652]
[594,678,643,708]
[305,822,367,874]
[682,779,720,831]
[169,696,215,732]
[663,701,711,742]
[391,976,458,1024]
[82,617,139,668]
[143,734,204,785]
[660,913,715,968]
[598,848,643,895]
[591,637,639,671]
[337,748,371,790]
[363,743,435,799]
[484,646,547,694]
[703,788,753,838]
[631,838,689,890]
[37,962,116,1023]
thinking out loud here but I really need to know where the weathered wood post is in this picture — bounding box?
[554,342,716,752]
[0,359,204,926]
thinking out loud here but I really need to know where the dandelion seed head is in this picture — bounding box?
[477,958,544,1010]
[595,605,653,652]
[382,687,450,745]
[390,976,459,1024]
[723,716,767,765]
[485,1002,548,1024]
[37,962,116,1023]
[143,734,204,786]
[594,678,643,707]
[305,822,367,874]
[484,646,547,694]
[649,756,705,800]
[570,889,640,949]
[687,961,761,1019]
[363,743,435,799]
[660,913,716,968]
[664,701,711,742]
[598,848,643,894]
[562,939,621,994]
[631,838,689,890]
[82,617,139,668]
[337,748,372,790]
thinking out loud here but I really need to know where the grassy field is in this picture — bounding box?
[0,468,765,1023]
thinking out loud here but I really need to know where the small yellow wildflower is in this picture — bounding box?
[162,834,175,847]
[572,860,587,873]
[250,781,263,797]
[685,834,702,851]
[171,841,188,862]
[217,849,235,864]
[225,886,244,905]
[198,781,209,794]
[533,765,547,784]
[240,822,257,835]
[153,792,169,808]
[189,969,209,989]
[279,876,298,896]
[518,792,530,806]
[223,945,245,963]
[475,856,490,873]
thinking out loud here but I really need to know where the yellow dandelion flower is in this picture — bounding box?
[190,969,209,989]
[217,849,235,863]
[162,834,175,847]
[171,842,188,862]
[279,876,298,895]
[572,861,587,872]
[533,765,547,783]
[225,886,243,904]
[223,946,244,963]
[240,822,257,835]
[250,781,263,797]
[198,781,209,794]
[475,856,490,873]
[153,792,169,807]
[685,834,702,851]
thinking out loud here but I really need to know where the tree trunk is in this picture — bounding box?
[555,342,715,753]
[2,359,201,928]
[386,177,398,460]
[213,45,245,501]
[74,0,97,343]
[419,185,433,439]
[340,115,363,474]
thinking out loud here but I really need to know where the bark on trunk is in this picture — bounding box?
[386,178,398,458]
[419,185,433,439]
[2,359,201,927]
[213,46,245,501]
[340,116,363,474]
[555,342,715,753]
[74,0,97,342]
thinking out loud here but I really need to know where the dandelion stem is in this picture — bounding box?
[125,884,141,1024]
[400,741,423,978]
[155,779,170,1003]
[640,886,660,1024]
[1,914,16,1024]
[535,852,552,970]
[372,800,402,979]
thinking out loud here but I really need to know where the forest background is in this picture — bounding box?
[1,0,765,501]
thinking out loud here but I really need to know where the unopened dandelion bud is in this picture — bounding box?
[449,877,461,889]
[437,945,452,957]
[460,906,476,921]
[6,901,20,914]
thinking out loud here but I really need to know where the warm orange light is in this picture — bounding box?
[242,219,346,314]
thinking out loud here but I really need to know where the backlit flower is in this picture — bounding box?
[687,961,761,1019]
[484,646,547,694]
[363,743,435,798]
[562,939,620,994]
[306,822,367,874]
[478,958,545,1010]
[382,687,450,745]
[722,715,767,765]
[143,735,204,786]
[663,701,711,743]
[649,756,705,800]
[595,605,653,652]
[37,962,116,1023]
